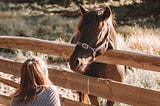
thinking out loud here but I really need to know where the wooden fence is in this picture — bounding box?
[0,36,160,106]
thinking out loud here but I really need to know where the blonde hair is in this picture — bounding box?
[13,57,51,103]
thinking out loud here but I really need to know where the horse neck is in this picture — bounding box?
[108,17,118,49]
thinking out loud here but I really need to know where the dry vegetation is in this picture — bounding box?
[0,1,160,106]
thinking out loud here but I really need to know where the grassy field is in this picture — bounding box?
[0,1,160,106]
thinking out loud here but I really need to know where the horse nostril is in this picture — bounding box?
[75,59,80,66]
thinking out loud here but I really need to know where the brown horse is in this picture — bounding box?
[69,5,124,106]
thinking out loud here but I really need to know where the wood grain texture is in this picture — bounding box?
[0,36,74,58]
[0,58,160,105]
[0,76,19,88]
[0,94,11,106]
[0,36,160,105]
[0,36,160,72]
[97,50,160,72]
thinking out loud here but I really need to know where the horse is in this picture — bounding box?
[69,5,124,106]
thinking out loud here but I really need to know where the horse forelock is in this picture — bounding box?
[78,11,100,30]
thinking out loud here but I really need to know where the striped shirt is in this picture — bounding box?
[11,86,61,106]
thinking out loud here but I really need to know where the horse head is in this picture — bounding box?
[70,5,115,73]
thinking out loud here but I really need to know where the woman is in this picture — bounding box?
[11,57,61,106]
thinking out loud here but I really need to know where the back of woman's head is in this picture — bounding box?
[14,57,51,103]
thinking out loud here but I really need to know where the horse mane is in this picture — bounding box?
[107,13,118,49]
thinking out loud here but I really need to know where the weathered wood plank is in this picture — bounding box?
[49,70,160,106]
[0,36,160,72]
[0,58,21,76]
[0,76,19,88]
[0,36,74,58]
[0,94,11,106]
[0,58,160,105]
[97,50,160,72]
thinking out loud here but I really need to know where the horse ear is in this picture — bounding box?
[102,7,111,20]
[79,5,87,15]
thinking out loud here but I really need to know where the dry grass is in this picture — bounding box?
[0,1,160,106]
[117,25,160,55]
[0,14,77,41]
[116,25,160,92]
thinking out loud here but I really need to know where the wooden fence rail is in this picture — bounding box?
[0,58,160,105]
[0,36,160,106]
[0,36,160,72]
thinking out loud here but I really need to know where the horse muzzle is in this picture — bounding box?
[69,55,90,73]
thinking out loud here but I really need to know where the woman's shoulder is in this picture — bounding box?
[43,85,61,106]
[41,85,58,95]
[45,85,57,91]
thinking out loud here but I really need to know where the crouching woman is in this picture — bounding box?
[11,57,61,106]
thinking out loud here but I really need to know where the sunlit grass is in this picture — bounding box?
[116,25,160,55]
[0,1,160,106]
[116,25,160,95]
[0,14,78,41]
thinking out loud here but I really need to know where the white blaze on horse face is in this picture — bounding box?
[76,57,92,72]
